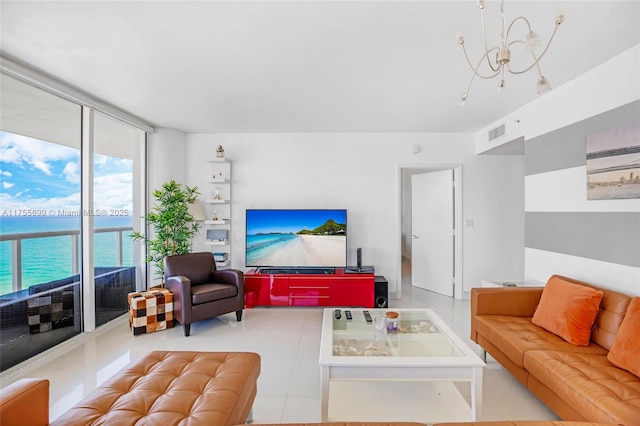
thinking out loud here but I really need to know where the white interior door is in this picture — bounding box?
[411,170,454,296]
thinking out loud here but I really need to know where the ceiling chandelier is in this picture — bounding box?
[457,0,564,106]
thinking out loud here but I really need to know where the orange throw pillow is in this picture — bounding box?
[608,297,640,377]
[531,276,604,346]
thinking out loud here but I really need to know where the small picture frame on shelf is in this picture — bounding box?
[206,229,228,242]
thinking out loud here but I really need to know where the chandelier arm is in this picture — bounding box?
[461,44,502,78]
[532,50,545,77]
[463,48,504,101]
[532,21,561,64]
[460,43,479,73]
[500,0,506,44]
[463,71,477,99]
[505,40,546,75]
[505,40,537,74]
[505,17,561,74]
[477,67,503,80]
[506,59,540,75]
[505,16,533,41]
[471,49,504,80]
[467,51,503,101]
[479,6,500,72]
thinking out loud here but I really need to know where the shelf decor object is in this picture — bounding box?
[457,0,564,105]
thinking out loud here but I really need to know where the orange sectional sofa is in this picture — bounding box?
[471,275,640,425]
[240,423,612,426]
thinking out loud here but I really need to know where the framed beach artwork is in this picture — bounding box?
[586,122,640,200]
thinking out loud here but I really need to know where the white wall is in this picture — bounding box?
[462,155,525,290]
[181,132,524,296]
[146,128,187,285]
[148,128,187,192]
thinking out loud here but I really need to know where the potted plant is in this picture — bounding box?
[131,180,201,283]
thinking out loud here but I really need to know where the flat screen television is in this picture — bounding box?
[245,209,347,268]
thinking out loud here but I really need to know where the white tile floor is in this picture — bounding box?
[1,281,559,424]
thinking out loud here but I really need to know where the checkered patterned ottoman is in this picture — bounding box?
[128,288,174,335]
[27,287,76,334]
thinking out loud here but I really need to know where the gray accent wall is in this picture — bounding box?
[525,100,640,276]
[526,212,640,268]
[525,101,640,176]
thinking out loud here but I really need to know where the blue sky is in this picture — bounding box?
[246,209,347,235]
[0,130,133,213]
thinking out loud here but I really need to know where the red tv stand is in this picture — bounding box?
[244,268,374,308]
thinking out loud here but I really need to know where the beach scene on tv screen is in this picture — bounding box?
[246,210,347,267]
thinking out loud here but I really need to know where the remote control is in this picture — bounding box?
[334,309,341,319]
[345,310,352,320]
[363,310,372,323]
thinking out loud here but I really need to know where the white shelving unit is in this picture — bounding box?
[202,158,231,268]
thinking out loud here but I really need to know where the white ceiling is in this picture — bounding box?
[1,1,638,134]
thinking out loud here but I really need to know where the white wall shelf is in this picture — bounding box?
[204,240,229,246]
[201,158,232,268]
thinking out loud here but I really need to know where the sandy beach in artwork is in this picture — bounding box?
[253,235,345,266]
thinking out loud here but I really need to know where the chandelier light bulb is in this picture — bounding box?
[459,93,468,107]
[537,76,552,95]
[476,0,485,10]
[525,31,541,51]
[456,32,465,45]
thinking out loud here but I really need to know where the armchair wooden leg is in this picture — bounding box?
[236,310,243,321]
[184,324,191,337]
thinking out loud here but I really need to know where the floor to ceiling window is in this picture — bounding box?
[0,73,83,371]
[92,112,145,327]
[0,68,149,372]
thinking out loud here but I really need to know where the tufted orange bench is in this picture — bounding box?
[1,351,260,426]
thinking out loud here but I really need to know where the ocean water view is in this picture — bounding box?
[0,215,134,296]
[246,233,298,265]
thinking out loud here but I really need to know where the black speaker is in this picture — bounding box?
[374,276,388,308]
[356,248,362,271]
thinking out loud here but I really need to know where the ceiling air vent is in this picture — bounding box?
[488,124,505,141]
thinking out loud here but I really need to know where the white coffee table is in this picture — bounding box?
[319,308,485,422]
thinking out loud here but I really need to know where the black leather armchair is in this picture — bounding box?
[164,252,244,336]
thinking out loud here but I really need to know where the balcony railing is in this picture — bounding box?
[1,226,137,371]
[0,227,133,294]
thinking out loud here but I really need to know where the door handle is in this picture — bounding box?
[412,235,419,239]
